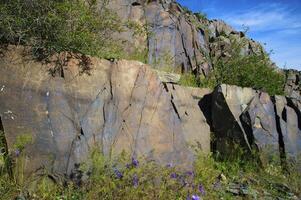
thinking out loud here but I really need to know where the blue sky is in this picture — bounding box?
[177,0,301,70]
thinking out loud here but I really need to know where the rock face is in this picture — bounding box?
[0,46,211,177]
[210,84,301,167]
[108,0,265,76]
[0,46,301,177]
[284,69,301,100]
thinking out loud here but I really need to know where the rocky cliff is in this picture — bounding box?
[108,0,267,76]
[0,46,300,179]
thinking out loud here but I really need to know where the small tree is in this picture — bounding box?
[0,0,124,59]
[203,37,285,95]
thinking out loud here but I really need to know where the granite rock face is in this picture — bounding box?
[210,84,301,167]
[284,69,301,100]
[0,46,300,178]
[0,46,211,177]
[108,0,265,76]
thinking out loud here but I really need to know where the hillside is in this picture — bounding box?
[0,0,301,199]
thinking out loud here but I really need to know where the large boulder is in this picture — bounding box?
[211,84,301,167]
[0,46,211,177]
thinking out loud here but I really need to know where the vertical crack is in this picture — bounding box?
[271,96,287,168]
[109,62,115,100]
[286,97,301,130]
[170,94,181,120]
[0,116,12,177]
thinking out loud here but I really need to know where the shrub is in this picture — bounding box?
[0,0,124,60]
[194,12,207,21]
[202,38,285,95]
[179,74,199,87]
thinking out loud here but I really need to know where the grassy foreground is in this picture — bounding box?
[0,148,300,200]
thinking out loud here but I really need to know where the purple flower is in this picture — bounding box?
[133,174,139,187]
[170,172,178,179]
[131,157,139,167]
[198,184,205,195]
[186,171,194,176]
[114,168,123,179]
[15,149,20,157]
[191,195,201,200]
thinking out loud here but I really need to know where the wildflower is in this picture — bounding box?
[198,184,205,195]
[191,195,201,200]
[170,172,178,179]
[133,174,139,187]
[15,149,20,157]
[132,157,139,167]
[114,168,123,179]
[186,171,194,176]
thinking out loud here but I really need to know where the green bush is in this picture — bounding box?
[0,0,124,59]
[202,38,285,95]
[179,74,199,87]
[194,12,207,21]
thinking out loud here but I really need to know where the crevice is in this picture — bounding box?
[239,112,255,146]
[170,94,181,120]
[109,62,115,100]
[179,23,193,71]
[198,93,213,131]
[282,107,287,122]
[100,102,106,154]
[60,66,65,78]
[80,127,85,136]
[131,2,141,6]
[286,97,301,130]
[162,82,169,92]
[271,96,287,168]
[0,116,13,177]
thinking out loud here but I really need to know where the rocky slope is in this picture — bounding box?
[108,0,267,76]
[0,46,300,179]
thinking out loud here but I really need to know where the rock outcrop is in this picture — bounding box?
[210,84,301,167]
[0,46,300,179]
[284,69,301,100]
[108,0,265,76]
[0,46,211,177]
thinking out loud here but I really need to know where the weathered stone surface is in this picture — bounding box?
[165,84,211,152]
[211,84,301,167]
[284,69,301,100]
[0,46,211,177]
[107,0,266,76]
[155,70,180,83]
[274,96,301,164]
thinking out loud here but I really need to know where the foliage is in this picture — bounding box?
[125,47,149,64]
[0,0,124,60]
[179,74,199,87]
[201,37,286,95]
[182,6,192,14]
[194,12,207,21]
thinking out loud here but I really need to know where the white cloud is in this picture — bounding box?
[219,2,301,69]
[222,3,301,33]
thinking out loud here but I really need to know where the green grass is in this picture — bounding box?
[1,147,300,200]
